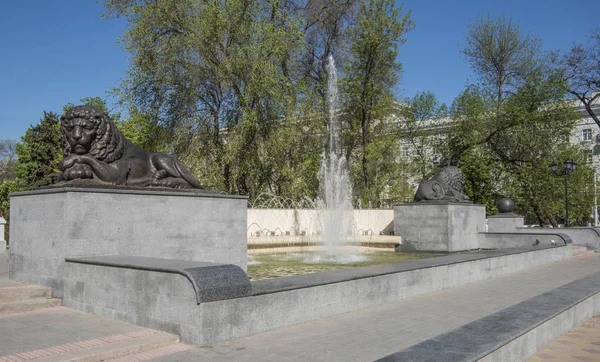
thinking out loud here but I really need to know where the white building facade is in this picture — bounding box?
[571,98,600,225]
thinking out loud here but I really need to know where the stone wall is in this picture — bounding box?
[59,245,571,347]
[247,209,394,236]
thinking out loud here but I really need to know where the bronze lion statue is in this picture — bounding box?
[56,105,202,189]
[413,166,471,203]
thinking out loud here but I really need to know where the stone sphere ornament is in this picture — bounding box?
[497,198,515,214]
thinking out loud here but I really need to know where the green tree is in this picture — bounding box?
[360,118,413,207]
[0,179,22,243]
[342,0,413,206]
[445,15,584,223]
[462,14,541,106]
[14,112,63,189]
[0,139,17,182]
[103,0,330,199]
[551,28,600,129]
[103,0,418,204]
[503,148,594,227]
[397,92,448,180]
[116,108,167,152]
[0,139,19,242]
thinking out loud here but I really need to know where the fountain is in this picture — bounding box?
[246,56,395,266]
[311,55,363,262]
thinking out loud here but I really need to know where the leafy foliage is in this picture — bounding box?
[117,109,167,152]
[445,15,591,224]
[0,139,17,182]
[396,92,448,180]
[462,14,541,104]
[102,0,414,204]
[0,179,22,242]
[14,112,63,189]
[104,0,311,199]
[341,0,413,206]
[90,3,594,224]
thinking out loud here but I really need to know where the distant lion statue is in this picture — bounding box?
[56,105,202,189]
[413,166,471,203]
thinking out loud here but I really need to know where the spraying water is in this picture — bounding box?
[312,55,363,262]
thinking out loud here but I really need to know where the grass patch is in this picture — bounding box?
[247,251,445,280]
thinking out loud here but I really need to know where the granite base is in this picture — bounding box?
[8,186,248,297]
[394,202,486,252]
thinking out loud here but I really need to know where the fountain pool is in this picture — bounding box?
[246,250,446,280]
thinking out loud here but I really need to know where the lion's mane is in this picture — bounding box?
[60,105,126,163]
[433,166,465,193]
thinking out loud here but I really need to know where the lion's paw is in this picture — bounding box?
[63,163,93,180]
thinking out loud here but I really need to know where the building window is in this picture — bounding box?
[402,146,410,157]
[585,150,593,163]
[583,128,592,141]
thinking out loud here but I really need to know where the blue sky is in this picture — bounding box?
[0,0,597,141]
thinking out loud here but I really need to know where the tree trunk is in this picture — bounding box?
[361,109,369,195]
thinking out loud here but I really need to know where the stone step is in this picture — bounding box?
[0,284,52,303]
[573,246,597,259]
[108,343,193,361]
[0,298,62,316]
[0,330,180,362]
[376,270,600,361]
[573,245,589,255]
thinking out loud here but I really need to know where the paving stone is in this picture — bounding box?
[0,308,152,355]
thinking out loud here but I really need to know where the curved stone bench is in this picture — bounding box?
[516,227,600,249]
[480,232,572,249]
[65,256,251,304]
[61,256,251,341]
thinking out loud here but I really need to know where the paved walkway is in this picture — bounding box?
[1,251,600,361]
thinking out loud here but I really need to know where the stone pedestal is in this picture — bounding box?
[8,186,247,297]
[487,214,524,232]
[394,202,486,252]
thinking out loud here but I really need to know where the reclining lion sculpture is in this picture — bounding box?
[413,166,471,203]
[56,105,202,189]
